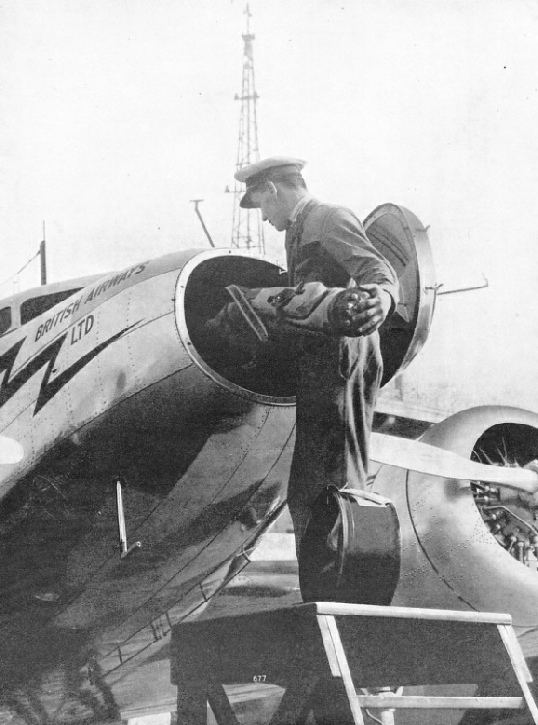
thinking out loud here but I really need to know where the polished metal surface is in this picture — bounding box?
[364,203,437,385]
[373,405,538,657]
[0,248,297,722]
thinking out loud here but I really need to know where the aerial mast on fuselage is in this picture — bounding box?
[40,221,47,285]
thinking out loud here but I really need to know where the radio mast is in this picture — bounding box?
[230,4,265,254]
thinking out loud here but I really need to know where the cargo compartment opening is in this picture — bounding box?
[181,255,297,401]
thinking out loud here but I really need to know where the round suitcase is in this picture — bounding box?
[299,486,401,605]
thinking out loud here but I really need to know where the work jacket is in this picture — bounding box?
[285,198,399,312]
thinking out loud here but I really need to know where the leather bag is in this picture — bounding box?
[299,486,401,605]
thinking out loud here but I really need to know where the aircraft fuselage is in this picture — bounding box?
[0,248,297,721]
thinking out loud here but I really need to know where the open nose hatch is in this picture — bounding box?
[178,252,297,403]
[177,205,434,403]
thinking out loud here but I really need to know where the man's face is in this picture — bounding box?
[249,185,289,232]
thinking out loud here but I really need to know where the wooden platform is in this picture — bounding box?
[170,602,538,724]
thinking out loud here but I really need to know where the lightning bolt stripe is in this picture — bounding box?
[0,323,138,417]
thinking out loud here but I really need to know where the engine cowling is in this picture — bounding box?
[373,405,538,658]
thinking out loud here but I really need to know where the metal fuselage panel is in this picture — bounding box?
[2,252,195,490]
[0,249,296,722]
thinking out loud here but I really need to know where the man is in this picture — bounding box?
[217,157,400,550]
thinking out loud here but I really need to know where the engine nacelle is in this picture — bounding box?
[373,405,538,658]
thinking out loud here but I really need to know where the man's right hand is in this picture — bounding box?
[330,286,392,336]
[329,288,372,335]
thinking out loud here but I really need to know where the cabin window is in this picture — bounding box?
[20,289,81,325]
[0,307,12,336]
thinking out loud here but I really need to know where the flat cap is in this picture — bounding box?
[234,156,306,208]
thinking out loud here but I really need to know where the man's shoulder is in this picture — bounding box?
[302,200,362,238]
[305,199,358,216]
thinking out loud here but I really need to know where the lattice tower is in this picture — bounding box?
[231,4,265,254]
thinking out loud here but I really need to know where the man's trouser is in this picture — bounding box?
[287,333,383,555]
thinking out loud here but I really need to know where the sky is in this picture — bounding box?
[1,0,538,413]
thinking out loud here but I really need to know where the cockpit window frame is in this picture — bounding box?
[19,288,83,326]
[0,306,12,337]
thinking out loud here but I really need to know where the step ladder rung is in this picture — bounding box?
[357,695,526,710]
[171,603,538,725]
